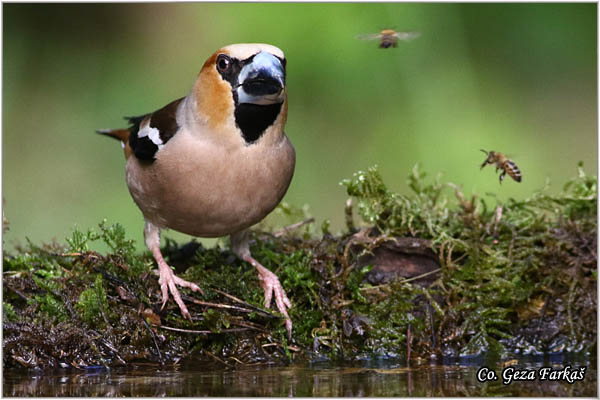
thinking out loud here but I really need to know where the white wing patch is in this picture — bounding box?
[137,124,164,149]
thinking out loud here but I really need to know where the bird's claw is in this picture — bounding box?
[258,268,293,339]
[157,267,203,322]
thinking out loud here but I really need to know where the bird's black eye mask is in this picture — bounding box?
[215,54,244,97]
[215,53,286,145]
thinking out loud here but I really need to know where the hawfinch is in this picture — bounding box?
[98,43,295,336]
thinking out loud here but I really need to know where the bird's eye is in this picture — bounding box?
[216,55,231,73]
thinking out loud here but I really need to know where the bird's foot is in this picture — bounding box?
[231,231,293,339]
[255,264,293,339]
[156,261,203,322]
[146,222,202,322]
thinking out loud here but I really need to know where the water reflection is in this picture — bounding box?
[3,360,596,397]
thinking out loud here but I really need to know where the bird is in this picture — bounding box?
[98,43,295,337]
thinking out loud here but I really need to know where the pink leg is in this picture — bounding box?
[231,230,293,339]
[243,253,292,336]
[145,222,202,321]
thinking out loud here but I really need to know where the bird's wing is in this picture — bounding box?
[356,33,382,41]
[126,97,185,161]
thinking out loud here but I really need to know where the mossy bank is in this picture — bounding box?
[3,163,596,369]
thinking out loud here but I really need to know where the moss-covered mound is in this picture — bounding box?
[3,164,596,368]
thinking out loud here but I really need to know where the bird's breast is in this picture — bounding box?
[125,130,295,238]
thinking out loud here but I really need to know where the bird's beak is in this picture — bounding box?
[236,52,285,105]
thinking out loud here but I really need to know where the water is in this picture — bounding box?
[3,358,596,397]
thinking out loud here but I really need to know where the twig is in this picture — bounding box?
[205,350,229,366]
[101,338,127,366]
[142,319,163,364]
[359,268,441,292]
[213,288,246,304]
[273,217,315,237]
[230,320,269,333]
[4,285,29,301]
[181,296,254,313]
[261,342,301,352]
[212,289,280,319]
[452,252,468,265]
[228,356,246,365]
[401,268,441,284]
[92,266,133,294]
[152,325,250,334]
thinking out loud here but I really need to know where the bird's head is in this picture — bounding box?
[193,43,287,144]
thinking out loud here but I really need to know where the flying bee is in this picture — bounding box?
[480,150,522,183]
[356,29,420,49]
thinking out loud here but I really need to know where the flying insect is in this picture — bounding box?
[357,29,420,48]
[480,150,522,183]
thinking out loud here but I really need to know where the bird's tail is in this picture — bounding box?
[96,128,132,159]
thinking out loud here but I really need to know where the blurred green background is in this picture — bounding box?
[3,3,597,251]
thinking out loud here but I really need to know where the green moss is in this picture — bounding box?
[342,162,596,356]
[3,302,17,322]
[2,163,596,368]
[75,274,108,326]
[67,219,151,277]
[185,247,264,305]
[30,293,68,323]
[278,248,325,344]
